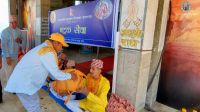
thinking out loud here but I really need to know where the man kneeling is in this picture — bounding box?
[66,59,110,112]
[49,59,110,112]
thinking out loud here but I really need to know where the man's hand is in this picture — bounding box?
[70,71,77,81]
[59,91,71,96]
[15,37,22,44]
[77,86,89,96]
[58,62,63,69]
[6,57,12,65]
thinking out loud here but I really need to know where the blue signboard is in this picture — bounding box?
[49,0,118,48]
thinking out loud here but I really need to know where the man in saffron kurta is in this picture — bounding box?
[66,59,110,112]
[5,33,76,112]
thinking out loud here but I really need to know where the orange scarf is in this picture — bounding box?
[86,73,102,94]
[38,40,58,65]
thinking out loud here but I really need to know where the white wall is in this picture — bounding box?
[0,0,9,37]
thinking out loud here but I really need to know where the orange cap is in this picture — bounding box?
[49,33,69,47]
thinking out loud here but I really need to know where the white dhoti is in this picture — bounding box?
[0,58,18,88]
[49,83,83,112]
[17,92,41,112]
[66,100,83,112]
[49,83,76,100]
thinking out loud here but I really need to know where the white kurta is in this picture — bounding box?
[5,41,72,95]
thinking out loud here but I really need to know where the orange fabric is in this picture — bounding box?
[86,73,101,94]
[18,51,24,62]
[51,68,86,103]
[79,76,110,112]
[38,40,58,65]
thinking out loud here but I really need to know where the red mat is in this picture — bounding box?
[76,56,114,87]
[76,55,114,73]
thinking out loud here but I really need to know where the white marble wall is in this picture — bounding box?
[146,0,170,108]
[116,49,153,111]
[142,0,159,50]
[116,49,141,106]
[135,51,152,111]
[115,0,160,111]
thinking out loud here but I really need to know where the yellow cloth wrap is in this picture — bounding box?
[86,73,101,94]
[51,68,86,104]
[79,76,110,112]
[38,40,58,65]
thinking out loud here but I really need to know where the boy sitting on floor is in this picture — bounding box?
[66,59,110,112]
